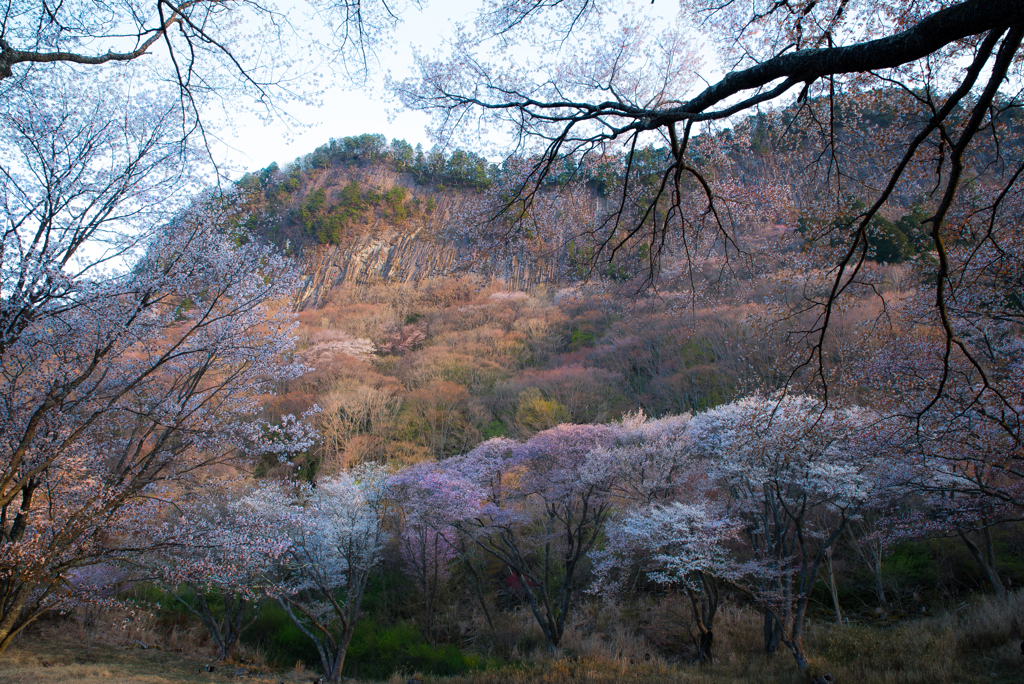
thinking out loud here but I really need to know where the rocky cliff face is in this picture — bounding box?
[295,215,567,308]
[240,139,606,308]
[288,174,571,309]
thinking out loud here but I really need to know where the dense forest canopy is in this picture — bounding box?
[2,1,1024,682]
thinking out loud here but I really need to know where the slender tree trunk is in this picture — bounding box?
[83,605,99,656]
[847,523,887,610]
[789,640,810,670]
[959,530,1006,596]
[423,588,434,647]
[781,600,811,671]
[198,594,230,661]
[762,610,781,655]
[872,550,887,609]
[220,593,248,661]
[824,548,843,624]
[519,576,559,653]
[173,589,248,661]
[462,554,497,644]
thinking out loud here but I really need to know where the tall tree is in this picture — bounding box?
[687,395,882,670]
[0,71,307,651]
[443,424,623,651]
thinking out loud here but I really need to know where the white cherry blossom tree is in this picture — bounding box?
[241,464,390,684]
[589,411,732,663]
[0,73,307,649]
[688,394,882,670]
[595,501,738,663]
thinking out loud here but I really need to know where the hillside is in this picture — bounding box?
[234,99,984,310]
[234,135,592,307]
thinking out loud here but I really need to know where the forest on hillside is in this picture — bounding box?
[3,1,1024,683]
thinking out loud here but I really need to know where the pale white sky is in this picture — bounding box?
[217,3,453,174]
[216,0,688,177]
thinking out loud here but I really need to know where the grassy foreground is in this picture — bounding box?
[2,592,1023,684]
[0,640,273,684]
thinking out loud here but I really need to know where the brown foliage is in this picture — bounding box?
[399,380,482,458]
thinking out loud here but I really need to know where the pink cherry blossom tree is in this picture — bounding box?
[878,407,1022,597]
[443,423,622,651]
[858,293,1024,596]
[389,461,479,645]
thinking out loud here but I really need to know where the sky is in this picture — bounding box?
[215,0,687,178]
[216,1,472,175]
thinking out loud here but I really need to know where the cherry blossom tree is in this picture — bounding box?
[588,411,693,505]
[877,406,1023,597]
[1,70,199,348]
[442,423,623,651]
[588,410,737,663]
[860,284,1024,595]
[389,461,478,644]
[0,204,304,651]
[241,464,390,684]
[154,485,301,661]
[687,394,882,670]
[0,78,307,650]
[595,501,738,664]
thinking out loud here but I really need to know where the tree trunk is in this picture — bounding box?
[174,589,248,662]
[762,610,781,655]
[824,548,843,624]
[220,593,248,661]
[685,574,719,663]
[872,550,887,609]
[847,523,887,610]
[326,627,355,684]
[780,602,811,671]
[0,584,35,657]
[789,641,810,670]
[462,554,497,644]
[514,568,562,653]
[959,529,1006,596]
[423,591,434,647]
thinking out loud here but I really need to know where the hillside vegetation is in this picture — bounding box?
[9,109,1024,684]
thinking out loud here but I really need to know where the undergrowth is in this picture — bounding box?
[10,587,1020,684]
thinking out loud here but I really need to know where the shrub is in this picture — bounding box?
[241,602,321,670]
[344,622,482,679]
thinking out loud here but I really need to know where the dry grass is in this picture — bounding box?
[430,592,1024,684]
[2,640,239,684]
[4,591,1024,683]
[0,610,310,684]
